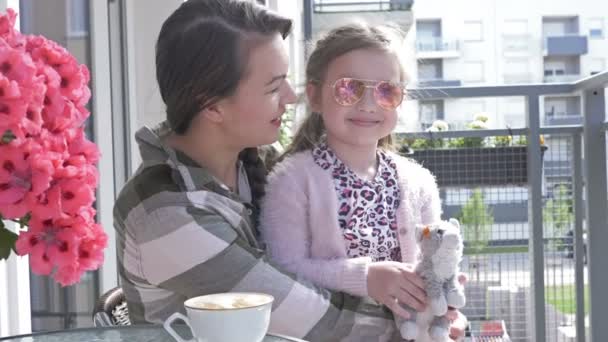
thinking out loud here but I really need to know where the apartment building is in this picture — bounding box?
[412,0,607,132]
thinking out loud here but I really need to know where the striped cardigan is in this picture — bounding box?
[113,122,401,341]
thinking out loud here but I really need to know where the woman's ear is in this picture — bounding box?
[306,82,322,113]
[200,103,225,123]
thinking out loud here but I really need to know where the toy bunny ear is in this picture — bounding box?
[449,218,461,230]
[416,224,431,242]
[415,224,425,242]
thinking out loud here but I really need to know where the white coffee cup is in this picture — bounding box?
[163,292,274,342]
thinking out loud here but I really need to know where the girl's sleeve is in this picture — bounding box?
[420,167,442,224]
[260,165,372,297]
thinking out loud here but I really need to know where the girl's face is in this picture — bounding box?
[309,48,403,149]
[210,33,297,149]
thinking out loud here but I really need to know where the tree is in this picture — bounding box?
[459,189,494,253]
[543,184,573,250]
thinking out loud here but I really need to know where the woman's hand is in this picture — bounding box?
[367,261,427,319]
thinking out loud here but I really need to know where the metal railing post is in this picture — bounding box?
[527,94,546,342]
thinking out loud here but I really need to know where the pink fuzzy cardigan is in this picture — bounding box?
[260,150,442,297]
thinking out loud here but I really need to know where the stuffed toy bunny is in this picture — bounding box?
[399,218,466,342]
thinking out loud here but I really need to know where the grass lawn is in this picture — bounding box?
[545,284,589,315]
[464,245,528,255]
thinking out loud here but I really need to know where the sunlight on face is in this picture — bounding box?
[219,33,297,149]
[317,48,402,148]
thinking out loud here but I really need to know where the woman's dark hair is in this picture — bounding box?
[156,0,292,213]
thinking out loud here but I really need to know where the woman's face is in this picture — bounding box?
[214,33,297,149]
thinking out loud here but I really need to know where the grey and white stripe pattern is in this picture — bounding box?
[114,122,401,341]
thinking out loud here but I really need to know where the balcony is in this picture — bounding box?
[310,1,414,38]
[545,114,583,126]
[544,71,581,83]
[417,78,462,87]
[416,38,461,59]
[313,0,413,12]
[402,71,608,340]
[544,35,588,56]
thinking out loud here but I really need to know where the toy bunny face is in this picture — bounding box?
[416,219,463,279]
[416,219,462,253]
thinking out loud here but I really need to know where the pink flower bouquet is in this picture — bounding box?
[0,9,107,286]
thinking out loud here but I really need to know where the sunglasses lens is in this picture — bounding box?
[375,82,403,109]
[333,78,365,106]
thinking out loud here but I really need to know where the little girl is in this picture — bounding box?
[260,22,462,340]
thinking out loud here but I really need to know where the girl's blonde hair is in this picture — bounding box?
[283,22,407,157]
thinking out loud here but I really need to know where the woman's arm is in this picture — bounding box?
[260,169,372,297]
[121,201,397,341]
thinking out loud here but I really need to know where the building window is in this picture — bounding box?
[463,20,483,42]
[588,18,604,39]
[67,0,89,38]
[419,100,444,129]
[463,61,484,83]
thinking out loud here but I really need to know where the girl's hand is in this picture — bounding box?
[367,261,427,319]
[446,272,468,341]
[447,309,468,341]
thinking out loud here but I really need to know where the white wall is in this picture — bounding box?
[123,0,182,170]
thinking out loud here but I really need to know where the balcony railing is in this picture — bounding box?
[417,78,462,87]
[405,70,608,341]
[544,72,581,83]
[416,38,460,52]
[545,114,583,126]
[415,38,460,60]
[544,35,589,56]
[313,0,413,13]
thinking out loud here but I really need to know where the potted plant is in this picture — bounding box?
[398,115,548,187]
[0,9,106,286]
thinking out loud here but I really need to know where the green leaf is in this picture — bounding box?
[1,129,17,144]
[0,225,19,260]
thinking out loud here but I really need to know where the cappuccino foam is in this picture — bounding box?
[188,293,272,310]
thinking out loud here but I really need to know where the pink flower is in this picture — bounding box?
[0,8,17,38]
[53,264,84,286]
[0,9,24,49]
[28,185,62,220]
[14,222,53,275]
[26,35,73,67]
[57,61,90,106]
[46,228,80,267]
[29,247,54,275]
[14,224,45,257]
[54,263,81,286]
[56,177,95,216]
[68,130,100,164]
[0,40,37,85]
[0,144,30,218]
[0,9,105,286]
[0,141,57,219]
[77,224,107,271]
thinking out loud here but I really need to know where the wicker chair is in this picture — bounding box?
[92,286,131,327]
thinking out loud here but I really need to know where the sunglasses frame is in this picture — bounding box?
[329,77,407,110]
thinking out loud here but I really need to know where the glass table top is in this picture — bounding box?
[0,325,305,342]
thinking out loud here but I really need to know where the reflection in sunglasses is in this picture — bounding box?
[331,77,406,110]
